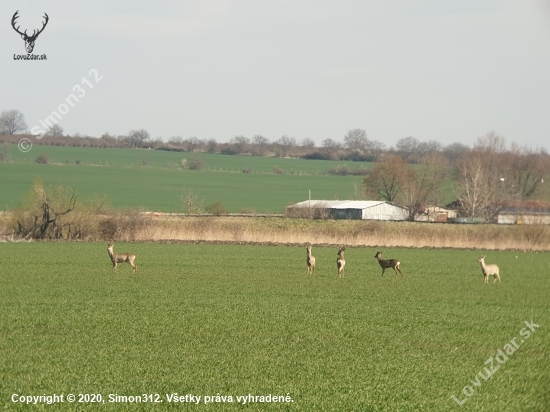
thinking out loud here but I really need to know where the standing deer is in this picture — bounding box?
[375,251,402,277]
[107,242,137,273]
[306,245,316,275]
[477,255,500,283]
[337,247,346,278]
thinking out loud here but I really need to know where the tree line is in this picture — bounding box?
[0,108,472,163]
[363,132,550,220]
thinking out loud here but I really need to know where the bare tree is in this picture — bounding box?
[99,132,117,145]
[369,140,386,159]
[230,135,250,154]
[501,144,550,200]
[363,155,412,202]
[0,109,28,135]
[395,136,420,161]
[205,138,217,154]
[251,134,270,156]
[453,154,493,219]
[417,140,442,157]
[181,189,204,215]
[401,153,448,219]
[321,138,342,159]
[184,137,203,152]
[168,136,184,146]
[474,131,506,155]
[344,128,369,154]
[452,132,513,219]
[13,179,78,239]
[116,134,133,147]
[45,124,64,137]
[300,137,316,149]
[443,142,470,163]
[128,129,150,148]
[277,135,296,157]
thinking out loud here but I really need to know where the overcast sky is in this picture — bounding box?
[2,0,550,149]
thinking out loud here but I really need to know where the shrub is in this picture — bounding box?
[339,152,376,162]
[181,189,204,214]
[98,217,118,240]
[273,166,284,174]
[221,148,238,155]
[188,156,205,170]
[75,158,82,165]
[206,201,227,216]
[326,165,369,176]
[302,152,330,160]
[239,207,255,214]
[0,144,11,162]
[35,154,50,164]
[242,167,252,173]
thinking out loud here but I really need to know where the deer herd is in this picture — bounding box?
[307,246,405,278]
[105,242,500,284]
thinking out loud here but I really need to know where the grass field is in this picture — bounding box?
[1,243,548,411]
[1,144,463,213]
[6,144,362,174]
[1,145,368,213]
[0,162,360,214]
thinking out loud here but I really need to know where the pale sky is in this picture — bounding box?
[2,0,550,149]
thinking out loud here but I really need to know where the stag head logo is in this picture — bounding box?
[11,11,49,54]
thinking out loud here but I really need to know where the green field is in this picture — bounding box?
[7,144,362,173]
[1,145,367,213]
[1,243,548,411]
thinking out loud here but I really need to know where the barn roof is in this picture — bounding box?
[289,200,407,210]
[499,201,550,214]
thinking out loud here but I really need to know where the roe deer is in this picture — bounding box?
[107,242,137,273]
[306,245,316,275]
[477,255,500,283]
[375,251,402,277]
[337,247,346,277]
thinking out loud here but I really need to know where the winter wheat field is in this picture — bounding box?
[1,242,548,411]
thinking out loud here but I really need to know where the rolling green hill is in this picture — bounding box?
[1,145,368,213]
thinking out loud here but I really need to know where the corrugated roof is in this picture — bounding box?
[289,200,405,210]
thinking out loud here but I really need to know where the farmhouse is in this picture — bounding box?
[497,201,550,225]
[286,200,409,221]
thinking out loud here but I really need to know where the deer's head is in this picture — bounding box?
[12,11,49,54]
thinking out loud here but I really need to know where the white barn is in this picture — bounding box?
[497,202,550,225]
[286,200,409,221]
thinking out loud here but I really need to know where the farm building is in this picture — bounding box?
[414,206,458,223]
[285,200,409,221]
[497,201,550,224]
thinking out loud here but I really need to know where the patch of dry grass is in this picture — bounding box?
[1,211,547,250]
[131,216,549,251]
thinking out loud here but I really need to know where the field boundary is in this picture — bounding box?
[1,212,548,251]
